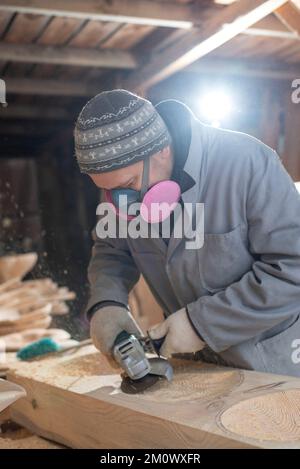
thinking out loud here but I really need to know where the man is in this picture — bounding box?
[74,89,300,376]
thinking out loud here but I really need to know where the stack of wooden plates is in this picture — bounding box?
[0,253,76,372]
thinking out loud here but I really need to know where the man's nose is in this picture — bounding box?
[129,182,142,191]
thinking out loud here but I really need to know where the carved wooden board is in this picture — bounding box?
[7,346,300,449]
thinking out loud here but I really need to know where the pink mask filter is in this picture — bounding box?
[140,180,180,223]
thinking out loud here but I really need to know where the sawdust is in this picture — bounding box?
[51,355,243,402]
[10,353,243,401]
[0,430,63,449]
[0,422,63,449]
[138,359,244,402]
[220,389,300,442]
[54,352,119,377]
[0,352,18,374]
[8,348,119,390]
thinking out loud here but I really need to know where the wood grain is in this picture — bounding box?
[7,347,300,448]
[220,389,300,442]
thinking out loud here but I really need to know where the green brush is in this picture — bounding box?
[17,337,92,361]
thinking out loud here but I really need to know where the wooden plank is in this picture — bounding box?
[275,2,300,35]
[1,12,50,79]
[29,64,59,79]
[0,11,13,37]
[101,24,155,50]
[244,12,299,38]
[210,33,300,61]
[3,12,49,43]
[254,12,293,30]
[244,27,299,39]
[0,0,199,29]
[124,0,289,92]
[2,62,32,78]
[0,104,74,120]
[254,35,300,57]
[136,28,189,56]
[7,347,300,449]
[5,58,299,100]
[243,27,298,38]
[37,16,83,45]
[31,16,84,81]
[0,407,11,423]
[69,21,120,48]
[281,40,300,61]
[5,77,105,96]
[0,42,137,69]
[186,58,300,80]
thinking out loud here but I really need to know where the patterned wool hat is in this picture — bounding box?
[74,89,172,174]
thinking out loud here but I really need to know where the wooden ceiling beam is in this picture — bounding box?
[3,57,298,102]
[243,12,299,38]
[0,43,137,69]
[124,0,289,93]
[252,12,294,30]
[243,26,299,38]
[0,0,199,29]
[5,77,103,97]
[186,58,300,80]
[291,1,300,12]
[0,104,74,120]
[275,2,300,35]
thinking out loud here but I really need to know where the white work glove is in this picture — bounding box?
[90,305,143,366]
[148,308,205,357]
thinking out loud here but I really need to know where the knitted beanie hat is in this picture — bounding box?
[74,89,172,174]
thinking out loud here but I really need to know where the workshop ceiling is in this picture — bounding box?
[0,0,299,121]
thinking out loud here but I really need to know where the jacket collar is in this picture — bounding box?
[165,114,210,260]
[182,116,209,202]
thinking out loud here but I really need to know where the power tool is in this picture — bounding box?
[113,330,173,394]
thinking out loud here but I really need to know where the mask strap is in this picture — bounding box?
[140,157,150,200]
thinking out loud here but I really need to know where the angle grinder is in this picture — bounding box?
[113,330,173,394]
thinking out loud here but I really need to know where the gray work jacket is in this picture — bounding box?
[87,109,300,376]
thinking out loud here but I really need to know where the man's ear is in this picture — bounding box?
[154,145,172,162]
[163,145,172,158]
[150,145,173,179]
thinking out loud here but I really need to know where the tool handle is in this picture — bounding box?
[151,336,166,355]
[114,330,130,346]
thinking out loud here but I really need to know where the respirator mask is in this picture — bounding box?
[104,156,181,224]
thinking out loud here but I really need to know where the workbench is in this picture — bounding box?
[6,345,300,449]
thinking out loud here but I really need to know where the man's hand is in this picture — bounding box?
[90,305,143,365]
[149,308,205,357]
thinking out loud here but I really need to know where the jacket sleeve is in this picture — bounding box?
[187,145,300,353]
[86,230,140,314]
